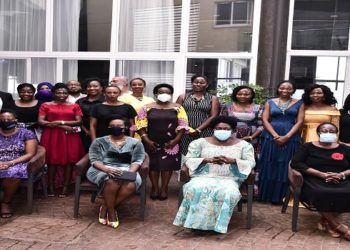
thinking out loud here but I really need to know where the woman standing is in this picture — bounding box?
[90,85,137,140]
[13,83,42,134]
[258,80,305,204]
[176,75,219,155]
[220,85,263,149]
[76,78,105,151]
[38,83,85,197]
[340,94,350,147]
[301,84,339,143]
[35,82,53,102]
[137,84,189,200]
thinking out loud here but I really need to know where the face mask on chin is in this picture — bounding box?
[319,133,337,143]
[214,130,232,141]
[157,93,172,103]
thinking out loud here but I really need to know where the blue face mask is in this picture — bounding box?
[319,133,337,143]
[214,130,232,141]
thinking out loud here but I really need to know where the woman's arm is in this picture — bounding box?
[196,96,220,132]
[90,117,97,141]
[129,141,145,172]
[128,118,135,137]
[176,94,185,105]
[0,139,37,169]
[262,101,279,139]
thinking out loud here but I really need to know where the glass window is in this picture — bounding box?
[0,59,26,94]
[186,58,250,93]
[289,56,346,105]
[31,58,56,85]
[292,0,350,50]
[189,0,254,52]
[0,0,46,51]
[54,0,112,51]
[115,60,174,96]
[63,60,110,84]
[118,0,182,52]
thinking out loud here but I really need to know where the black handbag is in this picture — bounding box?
[111,171,136,182]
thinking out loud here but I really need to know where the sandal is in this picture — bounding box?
[317,221,340,238]
[334,224,350,241]
[98,206,107,225]
[0,202,13,219]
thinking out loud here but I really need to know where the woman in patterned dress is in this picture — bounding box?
[137,84,189,200]
[173,116,255,233]
[176,75,219,155]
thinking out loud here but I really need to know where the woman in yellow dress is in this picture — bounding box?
[301,84,340,143]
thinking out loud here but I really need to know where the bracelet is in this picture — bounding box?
[340,172,346,180]
[61,121,65,125]
[10,161,15,166]
[140,134,148,138]
[196,128,202,133]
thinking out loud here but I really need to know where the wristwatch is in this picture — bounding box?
[340,172,346,180]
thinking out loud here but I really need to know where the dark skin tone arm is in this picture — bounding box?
[92,161,140,177]
[38,115,82,133]
[89,117,98,141]
[0,139,37,169]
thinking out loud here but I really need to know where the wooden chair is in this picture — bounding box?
[178,165,255,229]
[73,153,149,220]
[281,164,304,232]
[21,145,48,213]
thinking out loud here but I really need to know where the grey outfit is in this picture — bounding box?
[86,136,145,193]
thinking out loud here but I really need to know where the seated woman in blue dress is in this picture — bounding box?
[291,122,350,241]
[86,114,145,229]
[173,116,256,233]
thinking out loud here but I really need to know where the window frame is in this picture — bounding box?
[214,0,252,28]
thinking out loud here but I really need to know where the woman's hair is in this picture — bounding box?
[105,85,121,93]
[37,82,53,91]
[191,75,209,84]
[343,93,350,110]
[130,78,146,87]
[302,84,337,106]
[153,83,174,95]
[105,114,130,127]
[52,82,68,93]
[210,116,237,130]
[17,83,36,93]
[84,77,104,90]
[0,109,17,118]
[316,122,338,134]
[231,85,255,103]
[276,80,296,95]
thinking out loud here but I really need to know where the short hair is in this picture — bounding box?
[52,82,68,93]
[153,83,174,95]
[302,84,337,106]
[83,77,104,90]
[191,75,209,84]
[37,82,53,91]
[343,93,350,110]
[231,85,255,103]
[210,116,237,130]
[276,80,296,95]
[105,114,129,127]
[130,78,146,87]
[105,85,121,93]
[0,108,17,118]
[316,122,338,134]
[66,80,81,85]
[17,83,35,93]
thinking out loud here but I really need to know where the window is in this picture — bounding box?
[0,59,26,93]
[215,1,250,26]
[63,60,110,83]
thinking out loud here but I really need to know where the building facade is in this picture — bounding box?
[0,0,349,105]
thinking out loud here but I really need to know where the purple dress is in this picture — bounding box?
[0,128,37,179]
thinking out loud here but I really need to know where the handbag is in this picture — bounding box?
[111,171,136,182]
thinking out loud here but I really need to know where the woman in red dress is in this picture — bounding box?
[38,83,85,197]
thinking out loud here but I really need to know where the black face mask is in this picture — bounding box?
[0,121,17,130]
[108,126,126,136]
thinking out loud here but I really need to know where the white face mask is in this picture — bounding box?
[214,130,232,141]
[157,93,172,102]
[319,133,337,143]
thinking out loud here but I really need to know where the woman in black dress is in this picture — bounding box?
[137,84,189,200]
[291,122,350,241]
[340,94,350,147]
[90,85,137,140]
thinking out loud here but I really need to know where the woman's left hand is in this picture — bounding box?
[214,156,235,165]
[165,139,178,149]
[275,136,289,146]
[0,162,12,169]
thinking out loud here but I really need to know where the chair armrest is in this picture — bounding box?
[27,146,46,173]
[288,167,303,188]
[246,169,255,185]
[179,165,190,183]
[139,153,150,178]
[74,154,90,176]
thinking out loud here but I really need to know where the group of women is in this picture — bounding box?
[0,77,350,239]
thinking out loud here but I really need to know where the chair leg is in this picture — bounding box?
[27,172,34,214]
[178,183,184,208]
[292,187,301,232]
[41,171,48,198]
[74,175,81,218]
[281,188,291,214]
[139,177,147,221]
[246,184,253,229]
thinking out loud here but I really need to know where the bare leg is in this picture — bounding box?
[102,179,121,222]
[160,170,172,199]
[115,182,136,206]
[47,165,57,194]
[61,165,72,195]
[149,170,160,197]
[320,212,341,228]
[1,178,21,217]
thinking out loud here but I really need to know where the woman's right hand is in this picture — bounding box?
[143,138,158,153]
[104,166,123,177]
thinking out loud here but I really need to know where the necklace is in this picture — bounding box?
[109,136,126,148]
[132,95,143,101]
[191,94,204,102]
[277,98,292,114]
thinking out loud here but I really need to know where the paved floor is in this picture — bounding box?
[0,177,350,250]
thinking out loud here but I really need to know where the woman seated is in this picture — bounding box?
[291,122,350,241]
[173,116,256,234]
[0,109,37,218]
[86,114,145,229]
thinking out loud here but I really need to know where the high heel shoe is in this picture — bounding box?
[107,212,119,229]
[98,206,107,225]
